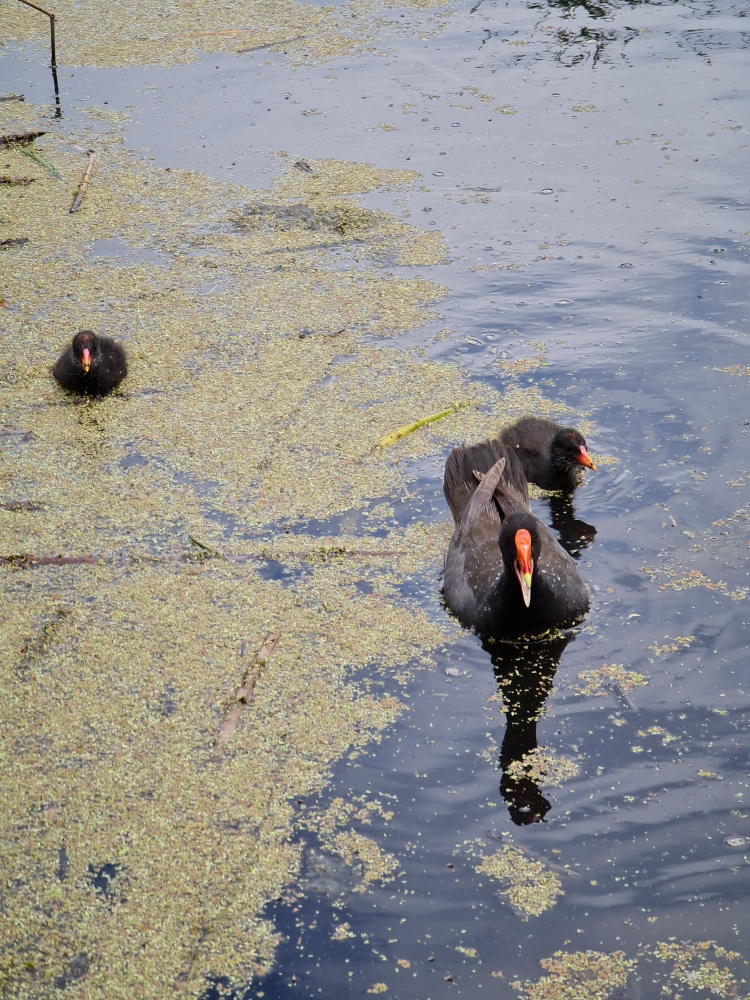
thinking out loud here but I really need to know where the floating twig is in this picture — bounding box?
[0,547,403,568]
[0,130,47,145]
[69,150,96,213]
[237,35,306,53]
[212,633,281,759]
[373,401,476,451]
[0,554,96,566]
[175,28,259,39]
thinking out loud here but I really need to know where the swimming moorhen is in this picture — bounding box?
[500,416,596,493]
[443,439,589,639]
[53,330,128,396]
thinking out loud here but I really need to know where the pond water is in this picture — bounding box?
[2,0,750,995]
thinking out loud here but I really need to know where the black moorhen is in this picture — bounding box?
[53,330,128,396]
[443,439,589,639]
[500,416,596,493]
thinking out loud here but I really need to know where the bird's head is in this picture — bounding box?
[552,427,596,474]
[72,330,98,373]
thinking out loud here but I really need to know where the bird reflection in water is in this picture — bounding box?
[546,493,597,559]
[482,633,573,825]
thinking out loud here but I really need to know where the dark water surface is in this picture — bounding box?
[4,0,750,994]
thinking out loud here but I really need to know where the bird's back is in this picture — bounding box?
[94,337,128,393]
[443,438,529,524]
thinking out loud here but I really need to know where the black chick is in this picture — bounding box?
[53,330,128,396]
[500,416,596,493]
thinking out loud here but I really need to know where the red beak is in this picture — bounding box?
[576,445,596,471]
[514,528,533,608]
[81,348,91,373]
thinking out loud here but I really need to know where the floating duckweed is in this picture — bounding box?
[504,748,580,787]
[0,103,577,996]
[2,0,448,69]
[652,941,739,996]
[572,664,649,697]
[330,830,398,884]
[476,846,563,918]
[513,950,635,1000]
[518,941,748,999]
[331,922,356,940]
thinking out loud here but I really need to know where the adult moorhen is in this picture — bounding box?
[443,438,589,640]
[53,330,128,396]
[500,416,596,493]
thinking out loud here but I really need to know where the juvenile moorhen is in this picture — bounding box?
[443,439,589,639]
[500,416,596,493]
[53,330,128,396]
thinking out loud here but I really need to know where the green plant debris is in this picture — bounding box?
[331,922,356,940]
[2,0,448,69]
[516,942,749,999]
[373,401,475,450]
[504,748,580,787]
[513,950,635,1000]
[571,664,649,697]
[330,829,398,884]
[651,941,742,996]
[300,795,397,887]
[476,846,563,918]
[647,635,694,657]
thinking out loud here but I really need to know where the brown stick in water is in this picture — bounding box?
[0,554,96,566]
[212,632,280,759]
[69,151,96,213]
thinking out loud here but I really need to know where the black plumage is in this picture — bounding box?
[442,439,589,640]
[500,415,596,493]
[53,330,128,396]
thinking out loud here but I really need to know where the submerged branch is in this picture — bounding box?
[212,633,281,760]
[69,151,96,213]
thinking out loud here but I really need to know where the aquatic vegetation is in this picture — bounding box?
[476,845,564,918]
[517,942,748,999]
[512,950,635,1000]
[572,664,649,697]
[504,747,580,787]
[1,0,449,69]
[0,95,584,995]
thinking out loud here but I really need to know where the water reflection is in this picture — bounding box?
[547,493,597,557]
[483,633,572,825]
